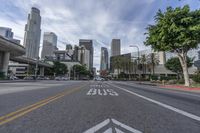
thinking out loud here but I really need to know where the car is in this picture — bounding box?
[55,76,62,80]
[61,77,69,80]
[9,76,19,80]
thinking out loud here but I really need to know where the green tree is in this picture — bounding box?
[73,64,90,79]
[145,5,200,86]
[112,56,123,78]
[140,54,147,75]
[146,53,159,75]
[53,61,68,76]
[165,56,193,78]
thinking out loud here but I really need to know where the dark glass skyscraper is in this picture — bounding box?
[100,47,108,71]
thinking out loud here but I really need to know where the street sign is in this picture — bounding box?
[83,118,142,133]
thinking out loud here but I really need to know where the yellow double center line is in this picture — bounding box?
[0,84,86,126]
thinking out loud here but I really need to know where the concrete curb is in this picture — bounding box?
[0,80,37,83]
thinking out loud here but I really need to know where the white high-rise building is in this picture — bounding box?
[41,32,57,59]
[23,7,41,59]
[78,46,90,70]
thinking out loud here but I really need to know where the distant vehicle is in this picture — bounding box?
[44,77,50,80]
[55,76,62,80]
[37,76,45,80]
[24,76,34,80]
[94,77,104,81]
[61,77,69,80]
[9,76,19,80]
[55,76,69,81]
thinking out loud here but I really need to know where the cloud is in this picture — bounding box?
[0,0,198,69]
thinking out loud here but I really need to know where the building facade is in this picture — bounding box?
[23,7,41,59]
[41,32,57,59]
[79,39,93,71]
[66,44,73,50]
[0,27,13,39]
[111,39,121,57]
[100,47,108,71]
[78,46,90,70]
[0,27,20,44]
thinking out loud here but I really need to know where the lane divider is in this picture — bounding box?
[0,84,87,126]
[107,83,200,122]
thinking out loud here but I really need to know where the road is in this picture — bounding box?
[0,80,200,133]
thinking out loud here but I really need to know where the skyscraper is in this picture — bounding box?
[66,44,72,50]
[0,27,13,39]
[78,46,90,70]
[0,27,20,44]
[100,47,108,71]
[111,39,121,57]
[79,39,93,71]
[23,7,41,59]
[41,32,57,59]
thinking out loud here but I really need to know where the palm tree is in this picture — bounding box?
[147,53,159,75]
[140,54,147,76]
[112,56,123,78]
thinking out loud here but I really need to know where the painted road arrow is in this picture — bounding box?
[83,118,142,133]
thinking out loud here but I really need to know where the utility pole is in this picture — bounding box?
[129,45,140,79]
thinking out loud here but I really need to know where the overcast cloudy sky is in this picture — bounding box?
[0,0,199,69]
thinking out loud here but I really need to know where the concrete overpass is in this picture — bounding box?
[10,56,53,76]
[0,36,52,77]
[0,36,25,76]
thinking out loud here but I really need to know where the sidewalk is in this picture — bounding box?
[133,81,200,93]
[159,85,200,92]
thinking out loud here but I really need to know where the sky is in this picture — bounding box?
[0,0,200,70]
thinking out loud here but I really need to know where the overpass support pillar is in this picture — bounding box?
[0,51,10,76]
[40,67,44,76]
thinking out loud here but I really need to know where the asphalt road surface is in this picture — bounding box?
[0,80,200,133]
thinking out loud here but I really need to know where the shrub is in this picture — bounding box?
[151,75,158,80]
[160,76,169,81]
[177,79,185,84]
[192,74,200,83]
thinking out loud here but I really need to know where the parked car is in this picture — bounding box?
[55,76,62,80]
[9,76,19,80]
[61,77,69,80]
[55,76,69,81]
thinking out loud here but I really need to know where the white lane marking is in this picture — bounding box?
[83,118,142,133]
[87,88,93,95]
[103,89,108,96]
[107,89,119,96]
[86,89,118,96]
[83,119,110,133]
[118,82,200,98]
[115,128,124,133]
[92,88,97,95]
[112,119,141,133]
[109,83,200,122]
[98,89,103,95]
[103,128,112,133]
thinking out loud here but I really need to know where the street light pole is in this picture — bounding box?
[34,56,39,80]
[35,45,42,80]
[129,45,140,79]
